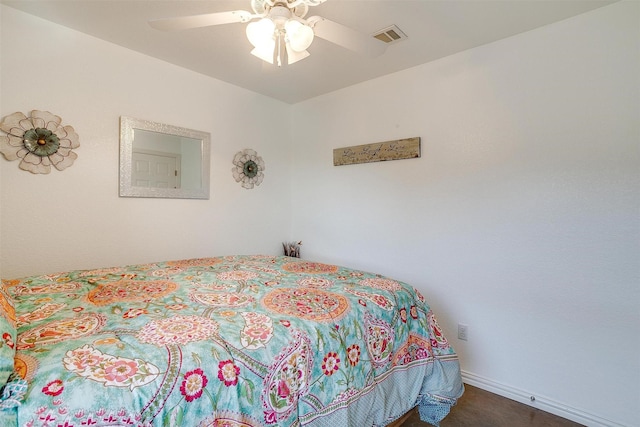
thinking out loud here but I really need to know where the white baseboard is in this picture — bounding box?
[460,370,628,427]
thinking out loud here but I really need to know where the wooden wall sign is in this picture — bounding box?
[333,137,420,166]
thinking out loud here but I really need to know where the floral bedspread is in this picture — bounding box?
[0,255,463,427]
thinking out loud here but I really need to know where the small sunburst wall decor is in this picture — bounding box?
[0,110,80,174]
[232,149,265,189]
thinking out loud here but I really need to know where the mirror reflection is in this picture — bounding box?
[119,117,210,199]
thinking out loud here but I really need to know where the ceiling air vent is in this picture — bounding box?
[373,25,407,45]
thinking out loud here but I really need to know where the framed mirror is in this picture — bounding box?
[119,116,210,199]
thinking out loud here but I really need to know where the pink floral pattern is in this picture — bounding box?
[136,315,218,346]
[400,307,408,324]
[217,271,259,281]
[345,288,394,311]
[346,344,360,367]
[392,334,432,366]
[282,262,339,274]
[322,352,340,376]
[359,278,403,291]
[262,288,349,322]
[240,312,273,349]
[87,280,177,306]
[428,310,450,350]
[190,292,255,308]
[167,258,223,268]
[122,308,147,318]
[12,281,82,296]
[62,345,159,389]
[105,360,138,383]
[16,302,65,327]
[364,312,394,368]
[17,312,106,349]
[181,368,208,402]
[218,360,240,386]
[261,330,313,424]
[42,379,64,396]
[296,277,334,289]
[410,305,419,319]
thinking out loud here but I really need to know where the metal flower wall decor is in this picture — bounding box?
[232,149,265,189]
[0,110,80,174]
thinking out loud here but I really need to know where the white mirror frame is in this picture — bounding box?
[119,116,211,199]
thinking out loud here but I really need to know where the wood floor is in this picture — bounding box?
[400,385,585,427]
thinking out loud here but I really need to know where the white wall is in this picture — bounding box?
[1,2,638,426]
[0,5,292,278]
[290,2,639,426]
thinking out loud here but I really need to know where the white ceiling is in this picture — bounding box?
[1,0,614,104]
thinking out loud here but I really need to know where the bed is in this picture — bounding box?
[0,255,463,426]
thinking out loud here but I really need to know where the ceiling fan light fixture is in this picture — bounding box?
[246,18,275,48]
[151,0,386,68]
[285,19,314,52]
[246,2,314,65]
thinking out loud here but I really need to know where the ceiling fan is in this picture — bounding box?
[149,0,386,67]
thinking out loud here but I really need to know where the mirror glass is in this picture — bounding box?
[119,116,210,199]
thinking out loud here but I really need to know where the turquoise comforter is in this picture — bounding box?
[0,255,462,426]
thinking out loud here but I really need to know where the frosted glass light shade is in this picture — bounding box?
[250,43,276,64]
[284,20,314,52]
[285,44,310,64]
[246,18,275,48]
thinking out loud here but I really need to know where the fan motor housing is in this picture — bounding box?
[270,4,293,26]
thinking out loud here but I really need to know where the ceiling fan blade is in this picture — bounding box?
[307,16,386,57]
[149,10,253,31]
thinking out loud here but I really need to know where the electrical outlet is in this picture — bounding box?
[457,323,468,341]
